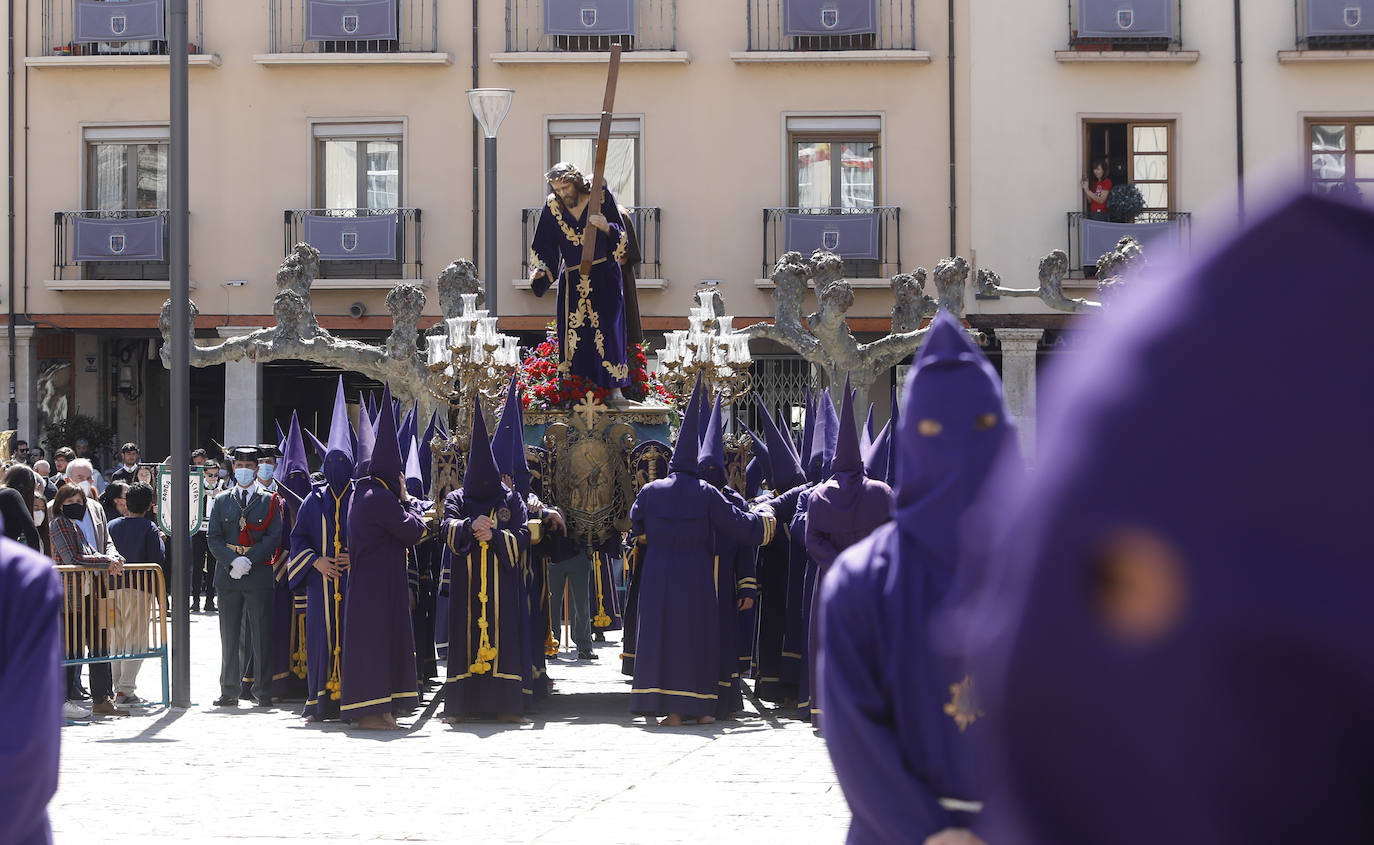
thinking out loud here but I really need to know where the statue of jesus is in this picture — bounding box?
[528,162,631,398]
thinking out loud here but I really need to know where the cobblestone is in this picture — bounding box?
[54,612,850,843]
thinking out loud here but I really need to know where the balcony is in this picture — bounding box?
[1281,0,1374,62]
[736,0,927,63]
[762,206,901,283]
[1067,211,1191,277]
[258,0,450,65]
[284,208,422,284]
[31,0,218,68]
[500,0,683,62]
[54,210,170,285]
[1058,0,1196,63]
[519,206,662,287]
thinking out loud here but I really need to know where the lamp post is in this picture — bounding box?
[467,88,514,316]
[169,0,191,708]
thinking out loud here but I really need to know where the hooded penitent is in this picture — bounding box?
[816,309,1016,843]
[972,194,1374,845]
[758,396,805,491]
[668,376,704,476]
[352,393,377,481]
[322,376,354,495]
[491,373,531,498]
[862,420,891,486]
[278,411,314,512]
[341,381,427,723]
[697,394,727,488]
[806,375,894,567]
[806,389,839,484]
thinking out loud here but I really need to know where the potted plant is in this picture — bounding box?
[1107,183,1146,223]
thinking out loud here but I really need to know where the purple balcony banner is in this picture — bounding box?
[303,213,398,261]
[1078,0,1172,39]
[1306,0,1374,36]
[544,0,636,36]
[72,216,165,262]
[1080,218,1181,267]
[305,0,398,41]
[783,213,880,260]
[783,0,878,36]
[73,0,165,43]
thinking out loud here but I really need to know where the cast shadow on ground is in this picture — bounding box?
[93,706,186,744]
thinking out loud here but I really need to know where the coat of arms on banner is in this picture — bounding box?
[1346,6,1363,27]
[582,8,598,27]
[110,15,127,36]
[1117,8,1135,29]
[822,230,841,251]
[342,14,360,34]
[109,233,126,255]
[341,231,359,252]
[821,7,839,29]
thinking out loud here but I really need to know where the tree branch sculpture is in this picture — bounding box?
[975,236,1146,312]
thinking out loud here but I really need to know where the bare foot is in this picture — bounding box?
[697,716,717,725]
[441,715,464,725]
[304,715,325,723]
[382,713,399,728]
[658,714,683,727]
[355,714,395,730]
[497,712,530,725]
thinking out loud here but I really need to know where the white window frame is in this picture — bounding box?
[305,117,409,209]
[543,114,646,207]
[78,123,170,210]
[780,113,885,206]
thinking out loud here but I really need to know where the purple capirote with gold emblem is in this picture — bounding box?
[971,193,1374,844]
[819,310,1016,843]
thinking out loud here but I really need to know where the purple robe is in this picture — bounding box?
[629,475,768,718]
[528,187,631,389]
[714,486,760,719]
[753,483,806,702]
[0,539,63,845]
[286,484,352,720]
[440,487,531,718]
[340,478,426,720]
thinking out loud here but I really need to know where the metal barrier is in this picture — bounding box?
[57,563,170,707]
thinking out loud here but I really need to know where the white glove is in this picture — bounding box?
[230,556,252,579]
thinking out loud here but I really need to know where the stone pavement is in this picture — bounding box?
[53,611,850,843]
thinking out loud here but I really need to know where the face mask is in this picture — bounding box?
[32,509,44,526]
[257,464,275,482]
[234,467,257,487]
[61,502,86,521]
[76,480,92,494]
[218,469,228,479]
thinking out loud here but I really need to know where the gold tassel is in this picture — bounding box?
[543,557,559,657]
[469,512,499,674]
[327,491,345,700]
[592,552,612,629]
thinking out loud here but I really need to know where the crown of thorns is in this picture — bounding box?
[545,162,590,194]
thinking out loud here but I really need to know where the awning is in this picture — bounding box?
[1305,0,1373,36]
[544,0,636,36]
[73,0,165,43]
[72,216,165,263]
[1080,218,1181,267]
[783,213,880,261]
[305,0,399,42]
[783,0,878,37]
[303,213,398,261]
[1078,0,1173,39]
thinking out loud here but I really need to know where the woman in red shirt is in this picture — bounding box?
[1081,159,1112,220]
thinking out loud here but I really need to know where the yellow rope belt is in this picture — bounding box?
[469,510,499,675]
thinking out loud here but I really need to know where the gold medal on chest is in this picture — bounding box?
[496,507,511,523]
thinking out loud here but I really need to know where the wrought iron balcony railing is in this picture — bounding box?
[284,208,422,280]
[763,206,901,280]
[268,0,439,54]
[1067,210,1191,276]
[1294,0,1374,49]
[38,0,206,57]
[505,0,677,52]
[746,0,917,51]
[54,209,170,281]
[520,206,662,281]
[1066,0,1183,50]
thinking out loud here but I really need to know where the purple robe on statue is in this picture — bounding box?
[804,380,894,725]
[528,186,631,388]
[971,194,1374,844]
[819,311,1016,843]
[0,537,63,845]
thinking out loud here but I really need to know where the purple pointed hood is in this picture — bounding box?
[758,395,805,490]
[973,194,1374,845]
[830,375,864,481]
[352,392,376,481]
[367,384,404,481]
[806,388,839,483]
[799,386,816,480]
[462,398,504,505]
[887,381,900,488]
[668,375,704,475]
[491,373,522,480]
[745,458,764,499]
[862,419,891,484]
[323,376,354,493]
[697,393,727,488]
[860,403,875,455]
[280,411,313,507]
[404,429,425,499]
[741,422,769,488]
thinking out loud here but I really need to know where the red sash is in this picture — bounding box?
[239,493,281,564]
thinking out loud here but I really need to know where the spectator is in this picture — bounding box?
[107,482,164,707]
[52,447,74,488]
[191,448,207,466]
[108,443,141,485]
[192,460,220,612]
[0,464,42,551]
[1081,157,1112,221]
[100,481,129,523]
[64,458,102,502]
[32,460,57,501]
[30,445,46,464]
[49,483,127,717]
[14,439,30,464]
[72,437,100,471]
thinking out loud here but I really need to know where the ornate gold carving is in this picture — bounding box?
[943,674,983,733]
[543,412,639,550]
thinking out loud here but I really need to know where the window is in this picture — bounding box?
[87,141,168,210]
[547,117,641,207]
[1083,120,1174,218]
[1308,119,1374,201]
[786,117,881,209]
[312,123,405,210]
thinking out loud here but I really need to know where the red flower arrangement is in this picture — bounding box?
[515,326,673,411]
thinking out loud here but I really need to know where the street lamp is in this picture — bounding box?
[467,88,514,316]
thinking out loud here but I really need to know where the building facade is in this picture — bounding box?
[3,0,1370,461]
